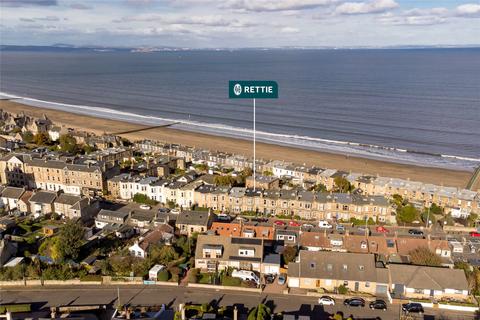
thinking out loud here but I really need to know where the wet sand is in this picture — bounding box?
[0,100,472,188]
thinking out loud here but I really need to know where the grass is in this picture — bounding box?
[221,275,242,287]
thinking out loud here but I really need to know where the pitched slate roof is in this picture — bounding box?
[29,191,57,204]
[176,210,210,227]
[288,251,377,283]
[1,187,25,199]
[389,264,468,291]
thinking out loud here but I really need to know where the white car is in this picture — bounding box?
[318,296,335,306]
[318,220,333,229]
[139,204,151,210]
[302,223,314,228]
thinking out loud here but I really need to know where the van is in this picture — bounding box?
[231,270,260,284]
[318,220,333,229]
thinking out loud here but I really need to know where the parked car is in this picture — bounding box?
[251,217,268,223]
[170,208,180,214]
[343,298,365,307]
[265,274,275,284]
[289,221,301,227]
[302,223,314,228]
[375,226,390,233]
[139,204,151,210]
[235,216,249,222]
[217,213,231,221]
[336,224,346,232]
[277,274,287,285]
[274,220,286,226]
[318,220,333,229]
[470,231,480,237]
[408,229,424,235]
[318,296,335,306]
[369,299,387,310]
[402,303,424,314]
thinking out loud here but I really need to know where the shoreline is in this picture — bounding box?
[0,100,472,188]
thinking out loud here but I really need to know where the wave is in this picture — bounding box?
[1,91,479,171]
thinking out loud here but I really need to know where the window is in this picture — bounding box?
[342,264,348,271]
[359,265,365,271]
[343,281,348,286]
[365,282,370,287]
[310,262,316,269]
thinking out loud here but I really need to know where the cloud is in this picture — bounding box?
[281,26,300,33]
[19,16,61,22]
[335,0,398,15]
[70,3,93,10]
[115,14,256,28]
[222,0,337,12]
[378,5,480,26]
[456,3,480,17]
[0,0,57,6]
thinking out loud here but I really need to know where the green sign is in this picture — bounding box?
[229,80,278,99]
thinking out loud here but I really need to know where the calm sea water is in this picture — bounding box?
[1,49,479,170]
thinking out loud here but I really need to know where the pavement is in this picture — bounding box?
[1,285,478,320]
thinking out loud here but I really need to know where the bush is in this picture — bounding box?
[188,268,199,283]
[132,193,158,206]
[80,274,102,282]
[157,269,170,282]
[337,285,348,294]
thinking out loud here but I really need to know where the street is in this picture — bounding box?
[1,285,478,320]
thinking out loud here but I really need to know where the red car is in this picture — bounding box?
[289,221,301,227]
[470,232,480,237]
[274,220,286,226]
[376,226,390,233]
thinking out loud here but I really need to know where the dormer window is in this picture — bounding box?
[342,264,348,271]
[359,265,365,271]
[327,264,333,271]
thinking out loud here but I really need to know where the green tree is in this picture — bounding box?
[334,177,353,193]
[282,246,298,265]
[57,220,85,261]
[262,170,273,176]
[391,194,405,207]
[33,132,51,145]
[149,245,179,265]
[132,193,158,206]
[82,144,96,154]
[396,204,419,223]
[421,209,436,226]
[467,213,478,228]
[337,285,348,294]
[214,175,236,186]
[312,183,327,192]
[247,304,271,320]
[59,134,79,154]
[408,246,442,266]
[22,131,34,143]
[194,164,209,172]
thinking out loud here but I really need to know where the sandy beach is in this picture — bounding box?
[0,100,473,188]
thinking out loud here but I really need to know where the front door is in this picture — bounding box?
[355,282,359,291]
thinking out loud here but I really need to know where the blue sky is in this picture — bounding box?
[1,0,479,48]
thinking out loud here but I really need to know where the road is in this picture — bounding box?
[1,285,477,320]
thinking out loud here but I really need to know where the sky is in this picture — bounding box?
[0,0,479,48]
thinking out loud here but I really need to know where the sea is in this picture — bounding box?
[0,48,479,171]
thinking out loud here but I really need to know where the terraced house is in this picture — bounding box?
[0,153,109,196]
